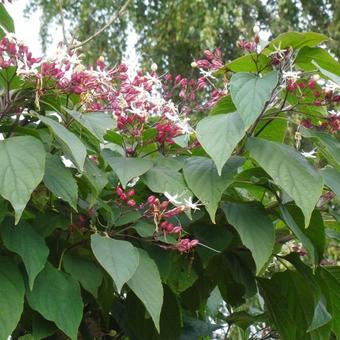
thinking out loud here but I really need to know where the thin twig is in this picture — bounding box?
[69,0,131,50]
[56,0,68,45]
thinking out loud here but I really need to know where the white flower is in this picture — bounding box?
[329,110,339,116]
[151,63,158,72]
[301,149,317,159]
[164,192,183,205]
[282,70,301,83]
[325,80,340,92]
[183,197,202,210]
[199,69,217,80]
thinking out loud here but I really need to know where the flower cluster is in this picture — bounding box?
[115,186,136,207]
[0,35,41,71]
[301,111,340,133]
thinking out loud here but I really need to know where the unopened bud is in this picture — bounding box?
[191,61,197,68]
[312,74,320,81]
[151,63,158,72]
[253,25,260,34]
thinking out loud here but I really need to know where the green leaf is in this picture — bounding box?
[321,167,340,197]
[209,96,236,115]
[255,113,288,143]
[90,234,139,293]
[247,137,323,226]
[127,249,163,332]
[133,220,155,237]
[192,224,233,268]
[43,154,78,210]
[295,47,340,76]
[279,205,317,264]
[263,32,328,55]
[39,115,86,171]
[65,109,116,142]
[0,257,25,339]
[317,266,340,337]
[63,255,103,298]
[183,156,243,222]
[222,202,275,273]
[1,219,49,290]
[312,61,340,85]
[0,136,46,223]
[301,127,340,171]
[0,4,15,33]
[196,112,245,175]
[258,270,331,340]
[83,157,108,197]
[115,210,142,226]
[143,165,192,203]
[102,150,153,188]
[223,53,271,73]
[230,71,278,129]
[26,263,83,340]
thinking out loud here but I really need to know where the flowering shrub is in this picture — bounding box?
[0,4,340,339]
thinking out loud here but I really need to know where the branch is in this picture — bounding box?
[69,0,131,50]
[56,0,68,45]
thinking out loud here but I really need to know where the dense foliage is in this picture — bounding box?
[25,0,340,74]
[0,2,340,339]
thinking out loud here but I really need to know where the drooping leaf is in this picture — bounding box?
[39,115,87,171]
[321,167,340,197]
[90,234,139,293]
[258,270,331,340]
[183,156,243,222]
[222,202,275,273]
[65,109,116,142]
[26,263,83,340]
[0,257,25,340]
[230,71,278,129]
[317,266,340,337]
[127,249,164,332]
[196,112,245,175]
[63,255,103,298]
[279,205,317,264]
[0,4,15,33]
[102,150,153,188]
[313,61,340,85]
[295,47,340,75]
[0,136,46,223]
[43,154,78,210]
[247,137,323,226]
[1,219,49,290]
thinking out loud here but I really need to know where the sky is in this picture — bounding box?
[6,0,63,56]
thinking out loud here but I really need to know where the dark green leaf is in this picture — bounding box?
[0,257,25,339]
[63,255,103,298]
[127,248,163,332]
[222,202,275,273]
[26,263,83,340]
[1,219,49,290]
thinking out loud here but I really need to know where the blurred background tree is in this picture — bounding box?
[25,0,339,75]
